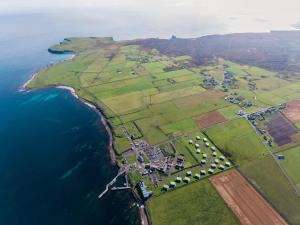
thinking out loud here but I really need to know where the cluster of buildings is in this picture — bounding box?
[225,93,253,108]
[175,155,185,170]
[202,76,218,89]
[247,103,287,122]
[222,70,238,91]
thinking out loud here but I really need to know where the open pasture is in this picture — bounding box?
[147,179,240,225]
[255,77,290,91]
[279,145,300,189]
[160,118,197,136]
[204,118,268,165]
[150,86,204,104]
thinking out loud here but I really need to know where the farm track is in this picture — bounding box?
[210,169,288,225]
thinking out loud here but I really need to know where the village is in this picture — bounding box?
[115,131,233,199]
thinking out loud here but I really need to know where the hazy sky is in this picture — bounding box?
[1,0,300,38]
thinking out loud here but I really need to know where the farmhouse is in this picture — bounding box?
[176,155,185,169]
[138,181,152,199]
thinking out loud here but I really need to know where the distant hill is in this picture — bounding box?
[132,31,300,73]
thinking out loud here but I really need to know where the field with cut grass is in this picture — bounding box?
[279,145,300,189]
[147,179,240,225]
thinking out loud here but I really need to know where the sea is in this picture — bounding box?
[0,14,139,225]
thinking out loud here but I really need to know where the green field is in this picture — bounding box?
[204,118,268,165]
[147,179,240,225]
[279,146,300,189]
[28,37,300,224]
[240,156,300,225]
[28,38,239,149]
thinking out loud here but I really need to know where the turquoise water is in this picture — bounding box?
[0,14,138,225]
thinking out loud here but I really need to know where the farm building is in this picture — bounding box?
[213,152,217,157]
[196,148,201,154]
[138,181,152,199]
[220,155,225,161]
[219,165,225,170]
[202,153,207,159]
[196,136,201,140]
[214,159,219,164]
[211,146,216,151]
[211,163,217,169]
[194,173,201,179]
[203,138,208,142]
[276,155,285,160]
[200,170,206,175]
[170,181,176,187]
[189,140,193,144]
[176,155,185,169]
[208,169,214,174]
[205,142,210,147]
[195,143,200,148]
[176,177,182,183]
[183,177,191,183]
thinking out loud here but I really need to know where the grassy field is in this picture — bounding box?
[27,37,300,224]
[240,155,300,225]
[29,39,242,148]
[204,118,268,165]
[279,145,300,188]
[147,179,240,225]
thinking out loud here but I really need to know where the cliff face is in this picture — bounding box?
[133,31,300,73]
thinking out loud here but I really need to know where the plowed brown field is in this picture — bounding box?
[283,100,300,123]
[194,111,227,128]
[210,169,288,225]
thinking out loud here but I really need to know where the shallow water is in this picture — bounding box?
[0,14,139,225]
